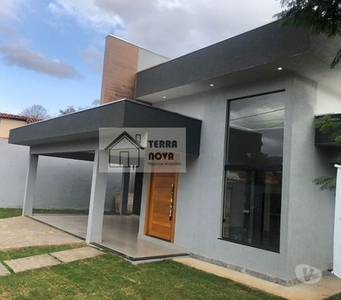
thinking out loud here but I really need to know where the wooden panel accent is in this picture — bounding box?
[146,172,178,242]
[100,36,139,104]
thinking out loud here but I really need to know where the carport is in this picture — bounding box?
[9,99,201,259]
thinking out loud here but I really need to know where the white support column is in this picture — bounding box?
[334,164,341,278]
[86,150,108,243]
[22,153,39,216]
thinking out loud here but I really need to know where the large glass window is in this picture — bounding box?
[222,92,284,252]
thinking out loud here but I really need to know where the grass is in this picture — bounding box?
[0,208,117,219]
[0,208,22,219]
[0,248,284,300]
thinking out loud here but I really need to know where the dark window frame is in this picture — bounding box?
[222,90,285,253]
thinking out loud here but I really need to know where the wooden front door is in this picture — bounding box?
[146,172,178,242]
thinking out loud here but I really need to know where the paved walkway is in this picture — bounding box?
[0,216,82,250]
[174,257,341,300]
[1,246,103,275]
[0,216,99,276]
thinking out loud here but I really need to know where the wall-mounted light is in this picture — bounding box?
[277,67,283,71]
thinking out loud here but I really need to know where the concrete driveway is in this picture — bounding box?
[0,216,82,250]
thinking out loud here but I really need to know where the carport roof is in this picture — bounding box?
[8,99,202,158]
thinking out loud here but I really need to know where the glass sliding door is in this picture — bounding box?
[222,92,284,252]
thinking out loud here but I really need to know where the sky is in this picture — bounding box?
[0,0,282,117]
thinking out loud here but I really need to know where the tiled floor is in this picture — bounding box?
[32,214,188,261]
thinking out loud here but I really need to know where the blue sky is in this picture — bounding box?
[0,0,281,117]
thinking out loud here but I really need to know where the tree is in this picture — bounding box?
[21,104,50,119]
[59,106,77,115]
[314,115,341,191]
[59,100,100,116]
[92,99,100,106]
[276,0,341,68]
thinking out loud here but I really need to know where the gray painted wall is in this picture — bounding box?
[284,75,335,279]
[138,73,336,284]
[0,139,121,211]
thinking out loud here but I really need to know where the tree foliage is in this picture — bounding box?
[21,104,50,119]
[276,0,341,68]
[59,106,77,115]
[59,99,100,116]
[314,115,341,191]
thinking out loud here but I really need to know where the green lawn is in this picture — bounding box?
[0,208,115,219]
[0,208,22,219]
[0,247,283,300]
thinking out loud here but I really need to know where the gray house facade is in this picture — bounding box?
[9,21,341,285]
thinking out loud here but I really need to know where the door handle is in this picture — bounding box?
[169,183,175,221]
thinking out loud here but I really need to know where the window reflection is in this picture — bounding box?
[223,92,284,252]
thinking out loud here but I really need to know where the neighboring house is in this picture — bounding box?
[0,113,40,139]
[9,21,341,285]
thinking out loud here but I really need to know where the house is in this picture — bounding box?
[9,21,341,285]
[0,113,40,139]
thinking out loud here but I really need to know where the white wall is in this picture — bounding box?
[137,48,169,72]
[316,84,341,115]
[0,139,120,211]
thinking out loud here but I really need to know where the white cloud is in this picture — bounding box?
[0,0,25,20]
[80,44,103,72]
[48,0,282,58]
[48,0,123,33]
[0,44,81,79]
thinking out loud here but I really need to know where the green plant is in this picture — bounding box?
[314,115,341,191]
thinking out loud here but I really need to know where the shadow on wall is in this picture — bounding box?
[0,139,120,211]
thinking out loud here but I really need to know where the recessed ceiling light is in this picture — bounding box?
[277,67,283,71]
[210,83,215,87]
[162,96,167,99]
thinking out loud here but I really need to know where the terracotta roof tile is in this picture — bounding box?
[0,113,41,123]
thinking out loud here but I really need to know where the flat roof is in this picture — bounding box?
[9,99,202,159]
[136,21,341,102]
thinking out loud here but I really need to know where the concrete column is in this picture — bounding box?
[334,164,341,278]
[22,153,39,216]
[86,150,108,243]
[120,168,130,215]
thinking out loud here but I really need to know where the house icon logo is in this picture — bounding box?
[105,131,145,168]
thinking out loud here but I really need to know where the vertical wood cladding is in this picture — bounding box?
[100,36,139,104]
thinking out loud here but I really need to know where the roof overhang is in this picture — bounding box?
[9,99,202,160]
[136,21,341,102]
